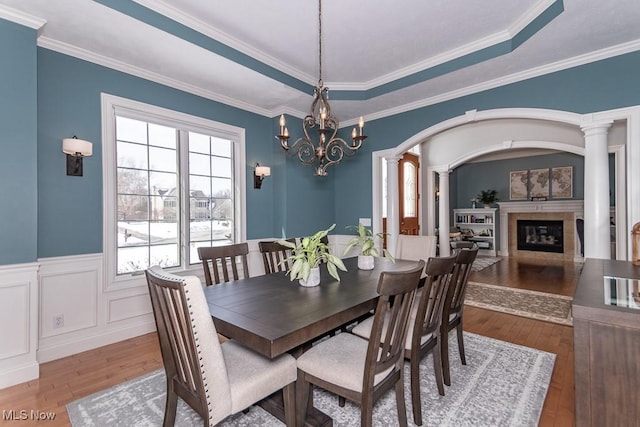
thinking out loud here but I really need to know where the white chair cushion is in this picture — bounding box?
[223,340,296,413]
[297,332,393,392]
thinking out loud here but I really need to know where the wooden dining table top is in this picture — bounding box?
[204,256,419,358]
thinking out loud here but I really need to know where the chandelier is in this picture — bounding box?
[275,0,366,177]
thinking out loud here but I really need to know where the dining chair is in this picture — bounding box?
[145,266,297,427]
[351,255,456,426]
[395,234,437,261]
[259,239,296,275]
[450,240,475,255]
[441,247,479,387]
[197,242,249,285]
[295,260,425,427]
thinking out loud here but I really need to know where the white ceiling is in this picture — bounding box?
[1,0,640,124]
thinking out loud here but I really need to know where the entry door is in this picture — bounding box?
[399,153,419,235]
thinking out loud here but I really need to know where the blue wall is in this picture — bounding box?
[333,51,640,229]
[0,21,38,264]
[2,16,640,265]
[36,48,279,258]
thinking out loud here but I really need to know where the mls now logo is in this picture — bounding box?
[3,410,56,421]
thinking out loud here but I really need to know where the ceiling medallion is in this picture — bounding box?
[275,0,366,176]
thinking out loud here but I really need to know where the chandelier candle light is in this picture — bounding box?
[275,0,367,176]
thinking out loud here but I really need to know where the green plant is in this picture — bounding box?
[343,224,394,260]
[277,224,347,282]
[477,189,499,205]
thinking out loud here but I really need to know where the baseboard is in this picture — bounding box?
[37,318,156,363]
[0,361,39,389]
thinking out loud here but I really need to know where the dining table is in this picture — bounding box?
[203,256,420,426]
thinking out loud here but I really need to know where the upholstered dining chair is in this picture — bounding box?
[441,247,478,387]
[395,234,437,262]
[197,242,249,285]
[258,239,296,275]
[351,255,457,426]
[295,260,425,427]
[145,266,296,427]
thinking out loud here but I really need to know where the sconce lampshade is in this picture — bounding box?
[254,163,271,189]
[62,137,93,156]
[255,165,271,177]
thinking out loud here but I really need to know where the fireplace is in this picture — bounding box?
[517,220,564,253]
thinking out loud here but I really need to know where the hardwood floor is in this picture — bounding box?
[0,257,578,426]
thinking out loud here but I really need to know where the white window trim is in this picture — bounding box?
[101,93,246,291]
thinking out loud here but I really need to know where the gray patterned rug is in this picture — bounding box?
[466,282,573,326]
[471,256,502,272]
[67,332,555,427]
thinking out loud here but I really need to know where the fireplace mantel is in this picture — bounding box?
[496,200,584,259]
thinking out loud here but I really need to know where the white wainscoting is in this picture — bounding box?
[0,262,39,388]
[0,235,357,389]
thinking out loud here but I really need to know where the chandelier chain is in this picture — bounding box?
[318,0,322,84]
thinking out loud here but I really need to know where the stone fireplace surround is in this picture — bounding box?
[497,201,584,261]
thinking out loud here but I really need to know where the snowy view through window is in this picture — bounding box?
[116,116,234,274]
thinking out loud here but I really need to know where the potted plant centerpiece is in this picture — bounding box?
[277,224,346,287]
[477,189,499,208]
[343,223,394,270]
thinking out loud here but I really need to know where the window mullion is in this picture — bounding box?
[178,129,190,266]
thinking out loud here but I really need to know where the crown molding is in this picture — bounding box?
[364,39,640,123]
[508,0,558,35]
[133,0,316,85]
[37,36,274,118]
[0,4,46,29]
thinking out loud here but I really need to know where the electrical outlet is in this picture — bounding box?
[53,314,64,329]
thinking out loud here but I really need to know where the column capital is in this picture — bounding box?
[436,169,451,177]
[384,155,403,164]
[581,120,613,136]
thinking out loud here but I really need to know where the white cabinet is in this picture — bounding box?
[453,208,497,256]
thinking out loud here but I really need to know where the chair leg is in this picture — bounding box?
[163,384,178,427]
[410,356,423,426]
[395,376,408,427]
[295,370,311,427]
[338,396,346,407]
[456,323,466,365]
[361,392,374,427]
[441,325,451,387]
[282,382,296,427]
[432,340,445,396]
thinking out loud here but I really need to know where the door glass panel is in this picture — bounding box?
[403,163,416,217]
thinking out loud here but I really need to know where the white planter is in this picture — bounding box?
[358,255,375,270]
[299,266,321,287]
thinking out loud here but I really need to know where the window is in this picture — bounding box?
[102,94,245,288]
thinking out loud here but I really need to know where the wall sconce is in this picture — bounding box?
[254,163,271,189]
[62,136,93,176]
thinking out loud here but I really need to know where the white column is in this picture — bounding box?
[582,121,612,259]
[386,156,402,257]
[438,170,451,256]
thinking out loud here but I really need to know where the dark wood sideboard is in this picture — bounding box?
[573,258,640,426]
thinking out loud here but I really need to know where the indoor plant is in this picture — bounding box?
[343,224,394,270]
[477,189,499,208]
[277,224,347,286]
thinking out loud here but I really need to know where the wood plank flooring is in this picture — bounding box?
[0,257,578,426]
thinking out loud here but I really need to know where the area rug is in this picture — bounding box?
[466,281,573,326]
[471,256,502,272]
[67,332,555,427]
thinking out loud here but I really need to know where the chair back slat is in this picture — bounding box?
[413,255,457,344]
[259,239,295,274]
[447,247,479,316]
[364,260,425,386]
[197,243,249,285]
